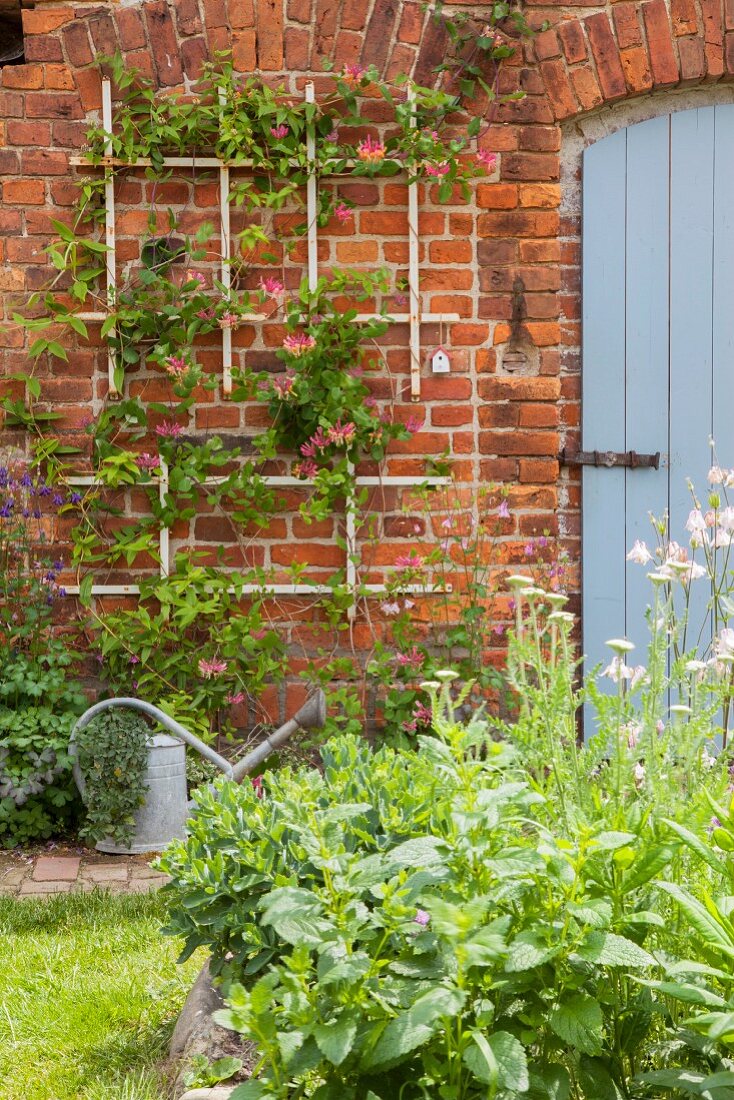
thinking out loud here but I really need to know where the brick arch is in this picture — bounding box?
[535,0,727,123]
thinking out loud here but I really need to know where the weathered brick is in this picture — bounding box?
[584,13,627,100]
[540,58,579,119]
[570,65,604,110]
[643,0,681,86]
[89,13,119,57]
[257,0,284,68]
[22,8,74,36]
[671,0,699,36]
[1,64,44,90]
[557,19,587,63]
[614,2,643,48]
[533,28,562,60]
[116,7,147,51]
[620,45,654,92]
[701,0,725,78]
[145,1,184,86]
[678,35,706,81]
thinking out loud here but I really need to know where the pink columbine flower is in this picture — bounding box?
[477,149,497,170]
[335,202,352,223]
[226,691,246,705]
[293,459,318,479]
[198,657,228,679]
[395,551,423,570]
[164,354,187,378]
[219,311,239,328]
[327,419,357,446]
[405,415,424,434]
[357,137,386,163]
[155,421,184,439]
[273,372,296,399]
[136,452,160,471]
[283,331,317,357]
[342,63,367,83]
[196,307,217,321]
[270,124,289,139]
[414,909,430,926]
[425,161,450,178]
[260,276,285,298]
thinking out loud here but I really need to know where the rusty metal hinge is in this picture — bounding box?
[559,448,661,470]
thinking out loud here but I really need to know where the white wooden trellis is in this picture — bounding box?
[66,78,457,613]
[64,464,452,615]
[71,78,461,399]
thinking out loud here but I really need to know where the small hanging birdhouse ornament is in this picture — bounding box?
[430,346,450,374]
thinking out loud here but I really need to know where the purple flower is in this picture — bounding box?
[498,500,510,519]
[414,909,430,926]
[52,494,64,507]
[68,492,82,505]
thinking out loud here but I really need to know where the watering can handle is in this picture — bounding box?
[69,697,234,801]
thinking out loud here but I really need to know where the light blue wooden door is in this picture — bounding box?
[582,104,734,674]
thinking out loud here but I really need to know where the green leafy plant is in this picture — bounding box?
[74,709,151,848]
[183,1054,244,1089]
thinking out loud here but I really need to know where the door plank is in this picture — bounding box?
[582,127,628,679]
[624,114,670,657]
[670,107,715,651]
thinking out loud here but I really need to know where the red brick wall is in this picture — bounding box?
[0,0,727,717]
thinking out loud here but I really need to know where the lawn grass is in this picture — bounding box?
[0,890,204,1100]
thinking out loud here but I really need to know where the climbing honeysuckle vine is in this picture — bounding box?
[2,31,531,741]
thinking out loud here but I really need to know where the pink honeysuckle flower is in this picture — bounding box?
[395,551,423,570]
[293,459,318,479]
[251,775,264,798]
[405,415,424,434]
[196,307,217,321]
[270,124,289,139]
[226,691,246,705]
[335,202,352,223]
[327,419,357,446]
[364,395,377,409]
[219,311,239,328]
[198,657,228,679]
[395,646,424,669]
[260,276,285,298]
[381,600,401,615]
[477,149,497,170]
[273,372,296,399]
[155,420,185,439]
[300,426,329,457]
[357,136,386,163]
[283,331,317,357]
[414,702,432,724]
[424,161,450,178]
[326,128,339,142]
[342,63,367,83]
[136,452,160,471]
[164,354,188,378]
[423,129,439,141]
[188,271,206,286]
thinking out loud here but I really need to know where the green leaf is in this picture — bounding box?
[313,1014,358,1066]
[633,978,727,1007]
[528,1064,571,1100]
[464,1031,529,1092]
[506,931,560,972]
[78,573,94,607]
[577,931,655,969]
[549,993,604,1056]
[361,985,465,1070]
[657,882,734,957]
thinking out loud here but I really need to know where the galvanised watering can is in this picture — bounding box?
[69,692,326,855]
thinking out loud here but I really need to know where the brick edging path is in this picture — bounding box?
[0,849,169,898]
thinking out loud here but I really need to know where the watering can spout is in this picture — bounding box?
[229,690,327,784]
